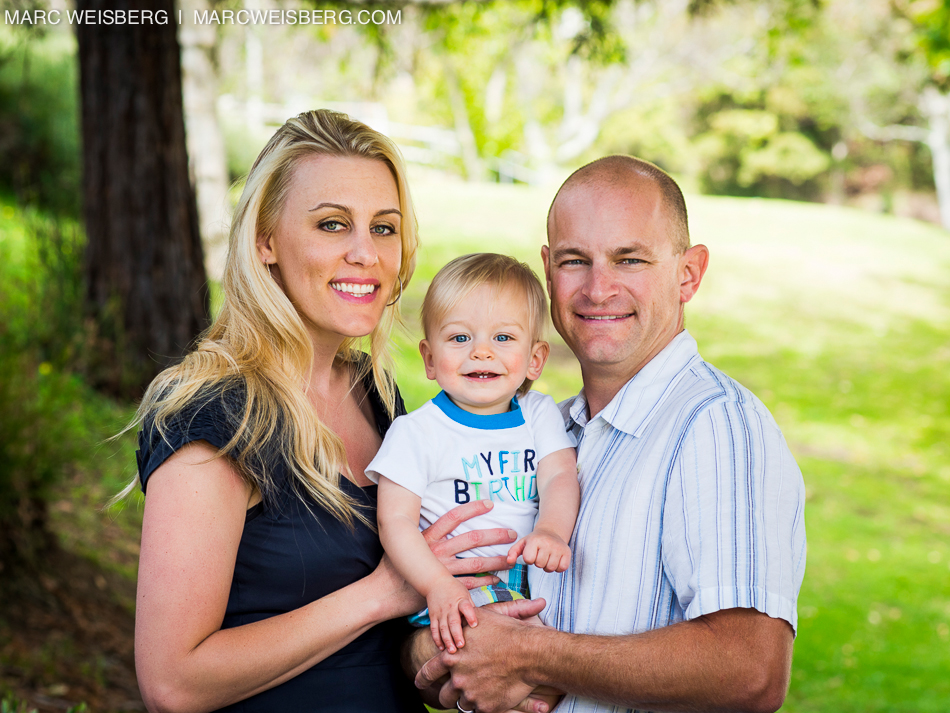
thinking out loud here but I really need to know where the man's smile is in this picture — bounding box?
[577,313,634,321]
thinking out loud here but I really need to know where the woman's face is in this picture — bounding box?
[260,154,403,351]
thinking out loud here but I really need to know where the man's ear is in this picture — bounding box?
[418,340,437,381]
[679,244,709,305]
[541,245,553,297]
[526,341,550,381]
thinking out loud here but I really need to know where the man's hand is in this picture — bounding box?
[507,527,571,572]
[415,606,794,713]
[416,607,544,713]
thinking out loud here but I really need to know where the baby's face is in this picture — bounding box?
[420,283,548,416]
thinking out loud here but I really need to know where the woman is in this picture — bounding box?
[129,110,517,713]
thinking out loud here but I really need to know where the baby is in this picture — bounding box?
[366,253,580,654]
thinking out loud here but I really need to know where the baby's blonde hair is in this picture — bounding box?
[421,253,548,396]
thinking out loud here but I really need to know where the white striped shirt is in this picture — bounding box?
[529,330,807,713]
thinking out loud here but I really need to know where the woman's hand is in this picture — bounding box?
[423,499,518,588]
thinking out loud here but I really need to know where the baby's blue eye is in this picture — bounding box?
[450,335,469,343]
[496,334,512,342]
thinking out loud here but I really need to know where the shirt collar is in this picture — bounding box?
[432,390,524,430]
[566,330,701,437]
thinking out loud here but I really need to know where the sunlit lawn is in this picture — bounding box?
[399,178,950,712]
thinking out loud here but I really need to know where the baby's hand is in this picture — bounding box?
[507,528,571,573]
[427,577,478,654]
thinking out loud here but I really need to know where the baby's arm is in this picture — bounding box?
[377,476,477,653]
[507,447,579,572]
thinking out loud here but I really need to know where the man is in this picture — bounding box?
[413,155,806,713]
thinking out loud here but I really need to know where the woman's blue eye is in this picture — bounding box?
[372,224,395,235]
[451,335,469,343]
[322,220,344,231]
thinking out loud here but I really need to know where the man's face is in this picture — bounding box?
[542,178,702,380]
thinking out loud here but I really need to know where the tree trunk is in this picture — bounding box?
[921,88,950,230]
[180,0,231,281]
[76,0,209,399]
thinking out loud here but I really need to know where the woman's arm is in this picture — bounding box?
[136,441,415,712]
[136,442,516,713]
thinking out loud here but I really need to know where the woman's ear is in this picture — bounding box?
[526,341,550,381]
[257,232,276,266]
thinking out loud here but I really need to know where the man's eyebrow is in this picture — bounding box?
[552,245,651,261]
[551,247,590,262]
[610,245,653,258]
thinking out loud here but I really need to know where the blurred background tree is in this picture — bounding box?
[76,0,209,400]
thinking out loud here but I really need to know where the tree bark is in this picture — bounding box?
[76,0,209,399]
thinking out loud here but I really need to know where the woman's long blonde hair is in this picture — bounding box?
[120,110,418,525]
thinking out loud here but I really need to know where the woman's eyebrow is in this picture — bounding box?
[308,204,402,218]
[309,202,349,213]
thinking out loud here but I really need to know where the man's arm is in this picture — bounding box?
[416,606,793,713]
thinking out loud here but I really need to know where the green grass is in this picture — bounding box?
[399,179,950,711]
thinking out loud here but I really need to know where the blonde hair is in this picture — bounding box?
[118,110,418,525]
[421,253,547,396]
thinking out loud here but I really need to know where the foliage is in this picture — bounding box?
[900,0,950,89]
[0,199,127,565]
[0,694,88,713]
[0,27,81,216]
[693,104,831,198]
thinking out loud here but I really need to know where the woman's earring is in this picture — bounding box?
[386,275,404,307]
[265,261,275,279]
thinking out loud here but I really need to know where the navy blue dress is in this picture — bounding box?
[137,368,424,713]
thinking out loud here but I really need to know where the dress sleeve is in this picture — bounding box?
[364,411,432,498]
[136,394,238,494]
[521,391,577,461]
[661,397,807,634]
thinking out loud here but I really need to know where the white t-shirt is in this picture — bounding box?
[366,390,575,560]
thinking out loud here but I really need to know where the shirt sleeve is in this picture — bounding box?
[364,411,432,498]
[521,391,576,461]
[136,395,237,494]
[661,396,807,634]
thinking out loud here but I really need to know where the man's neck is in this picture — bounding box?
[579,366,635,421]
[579,331,684,419]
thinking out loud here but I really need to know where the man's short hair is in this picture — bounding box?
[548,155,690,254]
[421,253,548,344]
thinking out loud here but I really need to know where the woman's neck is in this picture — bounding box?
[305,333,352,418]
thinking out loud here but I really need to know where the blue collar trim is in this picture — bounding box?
[433,391,525,430]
